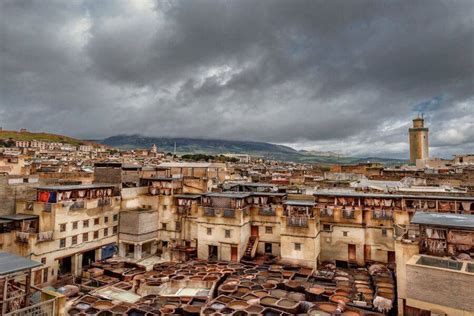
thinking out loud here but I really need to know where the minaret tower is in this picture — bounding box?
[409,115,429,163]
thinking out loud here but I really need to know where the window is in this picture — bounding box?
[113,226,118,234]
[162,223,167,230]
[104,216,109,224]
[294,243,301,251]
[83,232,89,242]
[225,229,231,238]
[113,214,118,221]
[175,222,181,231]
[83,219,89,228]
[94,218,100,225]
[72,221,78,230]
[104,228,108,236]
[93,231,99,239]
[322,224,332,232]
[71,235,77,245]
[343,231,348,237]
[163,205,168,210]
[41,258,46,264]
[381,228,387,237]
[59,238,66,248]
[265,226,273,234]
[207,228,212,235]
[59,223,66,232]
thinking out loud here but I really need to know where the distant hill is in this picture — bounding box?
[99,134,406,165]
[0,130,99,147]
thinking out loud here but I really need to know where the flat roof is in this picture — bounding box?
[204,192,251,199]
[250,192,287,197]
[283,200,315,206]
[174,194,202,199]
[159,162,225,168]
[35,184,115,191]
[0,252,42,275]
[0,219,13,225]
[411,212,474,229]
[0,214,39,221]
[313,190,474,201]
[227,182,276,188]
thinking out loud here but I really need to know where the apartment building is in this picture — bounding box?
[395,212,474,315]
[1,184,119,286]
[314,190,474,266]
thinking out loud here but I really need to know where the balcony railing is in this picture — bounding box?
[372,209,394,220]
[259,206,276,216]
[342,209,355,219]
[98,198,111,207]
[204,207,216,217]
[287,217,309,227]
[69,200,85,210]
[37,231,54,242]
[223,209,235,218]
[16,231,30,243]
[319,208,334,217]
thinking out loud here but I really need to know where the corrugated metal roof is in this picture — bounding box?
[0,252,42,275]
[283,200,315,206]
[205,192,251,199]
[313,190,474,201]
[0,214,39,221]
[174,194,202,199]
[411,212,474,229]
[34,183,115,191]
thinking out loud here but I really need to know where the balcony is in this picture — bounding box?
[342,209,355,219]
[204,207,216,217]
[319,208,334,218]
[259,206,276,216]
[37,231,54,242]
[287,217,309,227]
[372,209,393,220]
[223,209,235,218]
[69,200,85,210]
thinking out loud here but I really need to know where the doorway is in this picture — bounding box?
[251,225,259,237]
[208,245,218,260]
[231,246,238,261]
[348,244,356,262]
[264,243,273,254]
[58,256,72,276]
[387,251,396,263]
[82,249,96,268]
[364,245,371,262]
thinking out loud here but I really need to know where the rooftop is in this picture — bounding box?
[313,190,474,201]
[411,212,474,229]
[35,183,115,191]
[283,200,315,206]
[0,252,42,275]
[204,192,251,199]
[0,214,39,221]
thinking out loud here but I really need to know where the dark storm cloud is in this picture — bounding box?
[1,0,473,158]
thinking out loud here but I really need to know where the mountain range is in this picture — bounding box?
[99,135,406,165]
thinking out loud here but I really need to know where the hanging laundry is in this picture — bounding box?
[48,191,57,203]
[38,191,50,202]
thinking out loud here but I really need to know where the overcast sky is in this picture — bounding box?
[1,0,473,158]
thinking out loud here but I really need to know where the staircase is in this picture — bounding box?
[243,236,259,260]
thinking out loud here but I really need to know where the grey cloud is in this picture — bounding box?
[0,0,473,158]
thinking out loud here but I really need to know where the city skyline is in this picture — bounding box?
[1,0,473,158]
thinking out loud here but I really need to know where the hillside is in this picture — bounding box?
[0,130,96,147]
[99,135,406,165]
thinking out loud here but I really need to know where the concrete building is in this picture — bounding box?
[409,116,429,164]
[2,184,119,286]
[396,212,474,315]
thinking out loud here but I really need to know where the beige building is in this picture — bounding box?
[409,117,429,164]
[396,212,474,316]
[2,184,119,286]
